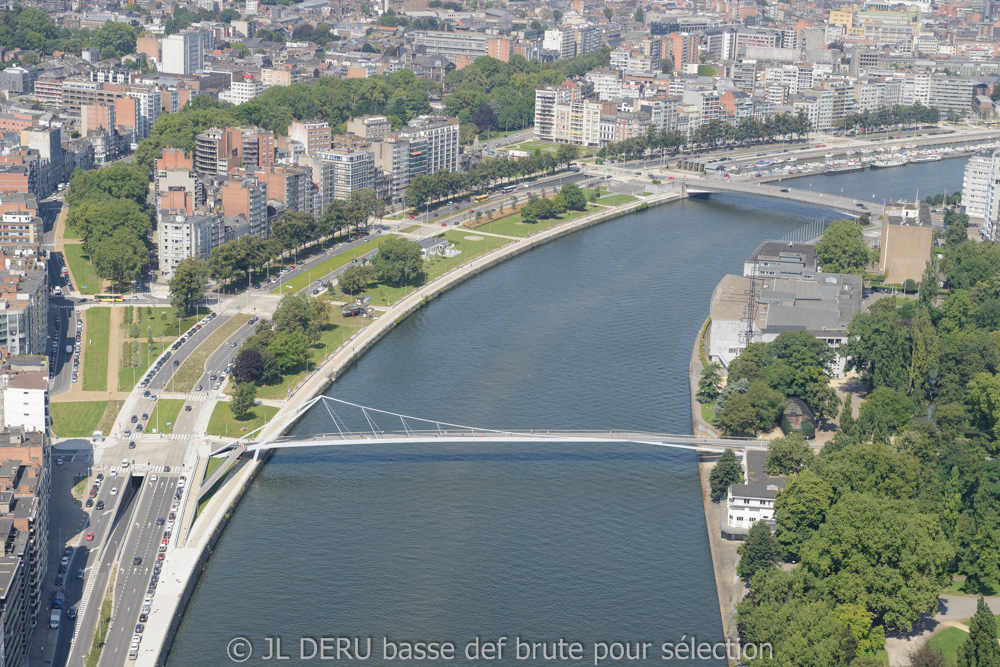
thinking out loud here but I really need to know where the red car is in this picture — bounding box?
[157,553,165,562]
[408,214,416,219]
[440,222,446,226]
[86,531,94,541]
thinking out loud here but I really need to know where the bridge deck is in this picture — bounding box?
[685,180,865,215]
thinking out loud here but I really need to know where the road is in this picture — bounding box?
[99,473,183,666]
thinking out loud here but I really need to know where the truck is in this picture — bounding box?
[49,607,60,629]
[50,589,64,629]
[53,286,61,295]
[66,345,73,355]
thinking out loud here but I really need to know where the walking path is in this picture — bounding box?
[107,309,122,393]
[885,595,1000,666]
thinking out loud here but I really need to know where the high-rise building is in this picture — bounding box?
[346,116,391,141]
[311,149,375,211]
[80,104,115,134]
[398,116,459,174]
[288,120,332,156]
[220,75,264,104]
[220,177,268,238]
[157,211,218,279]
[0,427,49,667]
[254,165,313,215]
[543,29,577,59]
[194,127,274,176]
[534,82,586,142]
[161,31,204,75]
[372,134,428,203]
[127,86,161,140]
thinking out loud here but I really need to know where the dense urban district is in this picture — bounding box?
[0,0,997,663]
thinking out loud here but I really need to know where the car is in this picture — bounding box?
[130,415,138,423]
[135,424,143,432]
[156,517,164,525]
[110,487,118,495]
[167,520,175,529]
[66,607,77,620]
[133,557,142,565]
[132,634,143,643]
[89,488,98,498]
[441,222,446,227]
[194,324,201,330]
[150,394,157,401]
[148,581,157,590]
[151,574,159,584]
[85,498,93,507]
[210,373,217,381]
[195,384,202,391]
[161,537,169,545]
[432,213,438,218]
[135,624,145,634]
[143,596,153,606]
[96,473,104,481]
[55,574,64,586]
[96,500,105,510]
[86,531,94,541]
[159,545,167,552]
[156,553,165,562]
[123,429,131,437]
[60,556,70,567]
[151,474,157,481]
[184,405,192,411]
[164,466,171,472]
[453,205,460,209]
[59,564,67,574]
[153,565,161,575]
[173,359,180,366]
[143,390,150,398]
[168,512,176,521]
[129,441,136,449]
[77,569,84,579]
[856,203,867,208]
[110,467,117,477]
[213,382,221,390]
[779,188,789,193]
[408,214,415,219]
[139,614,148,623]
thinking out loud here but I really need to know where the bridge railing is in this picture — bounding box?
[267,429,762,443]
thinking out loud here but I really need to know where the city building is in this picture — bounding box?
[0,247,47,357]
[220,75,264,105]
[724,449,785,536]
[0,427,49,666]
[311,149,375,210]
[709,270,862,377]
[162,30,205,75]
[220,177,269,238]
[398,117,459,174]
[962,150,998,219]
[288,120,332,156]
[0,372,47,434]
[372,134,428,204]
[346,116,391,141]
[157,211,219,279]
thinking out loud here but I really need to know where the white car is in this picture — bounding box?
[150,474,157,481]
[110,487,118,495]
[110,467,117,477]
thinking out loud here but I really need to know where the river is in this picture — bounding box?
[167,158,968,666]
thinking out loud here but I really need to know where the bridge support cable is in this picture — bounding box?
[321,400,347,440]
[361,407,384,437]
[400,416,414,438]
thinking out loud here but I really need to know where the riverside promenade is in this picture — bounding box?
[136,185,688,665]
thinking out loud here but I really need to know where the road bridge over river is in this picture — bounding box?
[682,179,867,216]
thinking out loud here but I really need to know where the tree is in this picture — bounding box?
[232,348,264,384]
[560,182,587,211]
[634,5,645,23]
[814,219,879,275]
[799,493,954,631]
[774,469,834,559]
[696,362,723,402]
[91,226,148,288]
[765,433,814,475]
[903,278,918,294]
[603,7,612,19]
[907,643,946,667]
[956,596,1000,667]
[269,330,310,373]
[738,520,778,582]
[338,264,377,295]
[842,303,910,391]
[92,21,137,59]
[555,143,580,170]
[372,238,423,287]
[230,382,258,420]
[709,449,743,500]
[168,259,208,315]
[966,371,1000,439]
[471,101,498,133]
[273,294,329,343]
[856,387,914,441]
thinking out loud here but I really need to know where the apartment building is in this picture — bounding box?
[157,211,218,279]
[372,134,428,204]
[413,31,489,60]
[963,150,998,219]
[254,165,314,215]
[534,82,587,142]
[0,249,47,357]
[0,428,49,667]
[162,30,205,75]
[0,213,43,245]
[929,75,976,113]
[220,75,264,105]
[543,29,577,59]
[60,79,128,114]
[724,449,785,536]
[346,116,391,141]
[127,86,162,141]
[311,149,375,211]
[398,116,459,174]
[80,104,114,134]
[194,127,275,176]
[220,178,268,238]
[288,120,332,156]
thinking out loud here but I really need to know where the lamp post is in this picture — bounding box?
[146,326,151,370]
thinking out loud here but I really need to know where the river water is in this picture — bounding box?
[167,158,967,666]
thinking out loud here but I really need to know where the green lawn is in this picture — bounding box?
[595,194,637,206]
[206,401,277,438]
[253,310,367,399]
[204,456,225,480]
[135,306,212,339]
[282,237,394,294]
[71,475,88,501]
[701,403,714,424]
[64,244,101,295]
[147,399,185,434]
[470,205,596,238]
[50,401,106,438]
[328,230,511,309]
[698,64,717,76]
[83,308,110,392]
[507,141,598,157]
[172,315,251,392]
[117,340,169,391]
[928,627,968,666]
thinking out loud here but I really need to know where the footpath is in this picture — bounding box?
[136,184,688,666]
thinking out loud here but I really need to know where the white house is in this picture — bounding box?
[724,449,786,538]
[417,237,460,260]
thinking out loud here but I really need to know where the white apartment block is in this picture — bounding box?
[220,76,264,105]
[127,87,161,140]
[161,31,204,75]
[0,373,47,434]
[158,212,216,279]
[586,70,624,101]
[543,29,577,59]
[963,151,997,219]
[553,100,604,147]
[398,116,459,174]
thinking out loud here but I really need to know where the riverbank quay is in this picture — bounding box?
[138,186,688,665]
[690,317,744,654]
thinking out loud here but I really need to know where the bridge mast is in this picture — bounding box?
[740,258,761,353]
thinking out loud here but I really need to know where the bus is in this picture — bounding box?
[474,194,489,203]
[95,293,124,302]
[502,185,517,194]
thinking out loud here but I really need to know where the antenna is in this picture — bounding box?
[740,258,761,352]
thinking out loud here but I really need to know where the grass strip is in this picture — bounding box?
[50,402,105,438]
[82,309,110,391]
[172,315,251,392]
